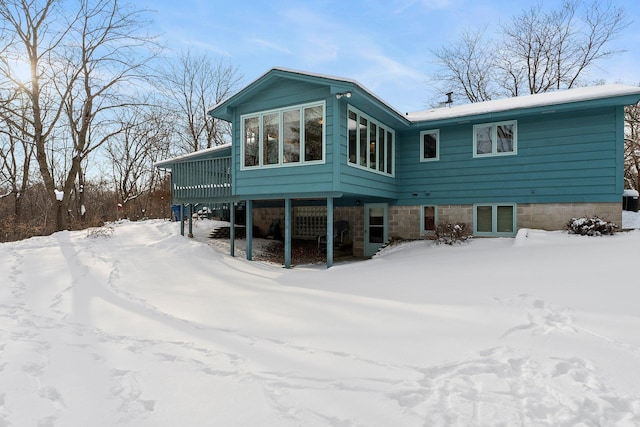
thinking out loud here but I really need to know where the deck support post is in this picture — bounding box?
[327,197,334,268]
[188,203,194,238]
[229,202,235,257]
[179,204,185,236]
[246,200,253,260]
[284,198,292,269]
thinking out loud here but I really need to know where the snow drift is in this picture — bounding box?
[1,218,639,426]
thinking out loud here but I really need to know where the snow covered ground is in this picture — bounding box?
[1,213,640,426]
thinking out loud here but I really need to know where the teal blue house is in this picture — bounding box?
[156,68,640,267]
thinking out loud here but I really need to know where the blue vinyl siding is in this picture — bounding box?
[337,103,397,199]
[198,69,636,207]
[396,106,622,205]
[231,81,398,199]
[231,81,337,197]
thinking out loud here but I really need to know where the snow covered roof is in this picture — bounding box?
[406,85,640,123]
[154,143,231,169]
[209,68,640,127]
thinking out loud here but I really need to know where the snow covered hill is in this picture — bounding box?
[1,218,639,426]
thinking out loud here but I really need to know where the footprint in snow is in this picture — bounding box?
[389,347,640,425]
[497,294,576,337]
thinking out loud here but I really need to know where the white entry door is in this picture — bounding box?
[364,203,388,257]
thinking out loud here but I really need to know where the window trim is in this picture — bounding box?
[420,205,438,235]
[472,120,517,158]
[240,100,326,170]
[347,105,395,177]
[420,129,440,162]
[473,203,517,236]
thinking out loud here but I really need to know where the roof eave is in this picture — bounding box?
[208,67,411,125]
[408,91,640,127]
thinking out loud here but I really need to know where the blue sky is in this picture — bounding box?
[143,0,640,113]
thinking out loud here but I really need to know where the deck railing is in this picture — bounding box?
[172,157,232,200]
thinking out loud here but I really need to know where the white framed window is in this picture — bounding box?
[420,130,439,161]
[420,205,437,234]
[347,106,394,176]
[473,120,517,157]
[241,101,325,169]
[473,203,517,236]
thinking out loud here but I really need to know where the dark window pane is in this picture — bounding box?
[476,205,493,232]
[497,205,514,232]
[476,126,492,155]
[378,128,385,171]
[348,110,357,164]
[304,106,323,161]
[386,131,393,174]
[359,117,368,166]
[369,123,377,169]
[424,206,435,231]
[263,113,279,165]
[369,227,384,243]
[423,132,437,159]
[283,109,300,163]
[497,124,514,153]
[244,116,259,167]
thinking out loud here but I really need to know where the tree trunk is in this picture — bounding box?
[55,199,66,231]
[78,165,86,223]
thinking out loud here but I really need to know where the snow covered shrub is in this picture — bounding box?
[86,225,114,238]
[435,223,471,245]
[567,216,617,236]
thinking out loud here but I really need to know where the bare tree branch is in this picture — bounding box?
[155,51,242,152]
[430,0,630,105]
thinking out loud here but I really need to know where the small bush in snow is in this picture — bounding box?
[567,216,617,236]
[435,223,471,245]
[86,225,114,238]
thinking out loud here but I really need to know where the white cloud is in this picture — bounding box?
[180,39,231,57]
[246,38,293,55]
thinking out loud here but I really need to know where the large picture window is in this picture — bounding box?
[348,106,394,176]
[474,203,517,236]
[473,121,517,157]
[241,101,325,169]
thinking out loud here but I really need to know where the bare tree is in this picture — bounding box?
[156,51,242,153]
[59,0,159,224]
[0,0,158,231]
[0,0,76,231]
[432,29,497,103]
[431,0,629,103]
[105,106,171,216]
[0,92,35,218]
